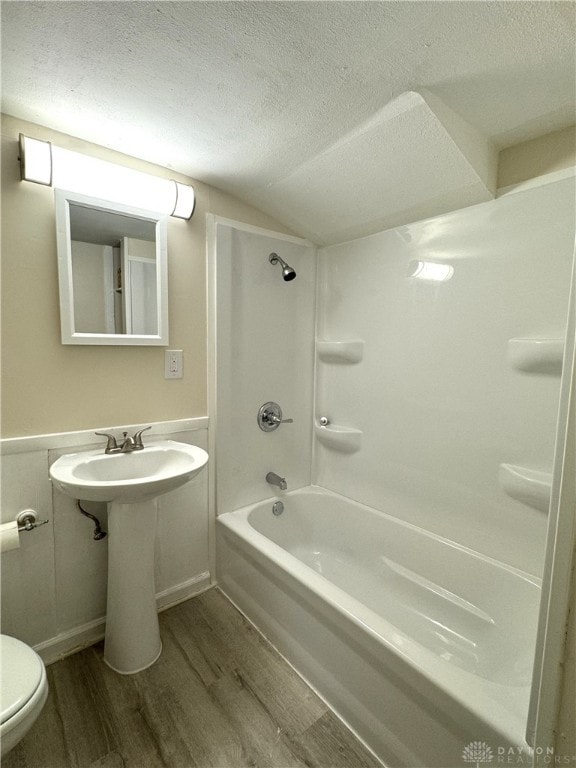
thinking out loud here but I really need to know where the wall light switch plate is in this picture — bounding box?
[165,350,183,379]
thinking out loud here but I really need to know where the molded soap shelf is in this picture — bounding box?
[315,423,362,453]
[317,340,364,364]
[499,463,552,513]
[507,338,563,375]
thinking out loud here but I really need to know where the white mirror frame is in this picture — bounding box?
[55,189,169,345]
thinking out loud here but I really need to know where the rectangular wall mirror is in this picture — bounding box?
[55,189,169,345]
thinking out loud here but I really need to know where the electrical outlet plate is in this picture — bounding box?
[165,349,183,379]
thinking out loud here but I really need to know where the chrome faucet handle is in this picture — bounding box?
[95,431,119,454]
[257,402,293,432]
[269,414,294,425]
[133,426,151,449]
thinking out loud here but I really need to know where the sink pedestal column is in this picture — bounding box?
[104,499,162,674]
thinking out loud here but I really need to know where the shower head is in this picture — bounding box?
[269,253,296,281]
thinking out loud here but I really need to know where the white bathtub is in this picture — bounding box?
[217,486,541,767]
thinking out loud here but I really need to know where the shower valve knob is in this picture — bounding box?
[257,402,293,432]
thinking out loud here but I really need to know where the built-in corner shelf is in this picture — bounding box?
[507,338,564,375]
[315,423,362,453]
[317,340,364,364]
[499,463,552,513]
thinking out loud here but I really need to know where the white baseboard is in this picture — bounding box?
[34,571,213,665]
[156,571,213,611]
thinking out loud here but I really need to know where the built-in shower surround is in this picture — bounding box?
[213,172,575,765]
[212,222,316,514]
[316,175,575,576]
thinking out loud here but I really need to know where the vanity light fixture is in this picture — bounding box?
[172,182,196,220]
[19,134,53,185]
[18,133,195,220]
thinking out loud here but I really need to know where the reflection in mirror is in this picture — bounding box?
[70,205,157,334]
[55,190,169,345]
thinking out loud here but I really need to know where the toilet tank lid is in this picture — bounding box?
[0,635,45,725]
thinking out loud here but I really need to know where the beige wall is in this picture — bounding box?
[498,125,576,188]
[1,114,295,437]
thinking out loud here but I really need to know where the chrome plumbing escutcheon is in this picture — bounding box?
[257,402,293,432]
[272,501,284,516]
[318,416,330,426]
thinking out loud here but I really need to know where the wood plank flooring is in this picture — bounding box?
[5,588,381,768]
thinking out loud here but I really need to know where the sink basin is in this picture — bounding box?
[50,440,209,502]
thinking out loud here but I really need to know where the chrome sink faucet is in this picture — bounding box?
[266,471,287,491]
[95,426,152,454]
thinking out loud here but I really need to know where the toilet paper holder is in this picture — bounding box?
[15,509,49,532]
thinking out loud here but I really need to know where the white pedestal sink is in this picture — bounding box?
[50,440,208,674]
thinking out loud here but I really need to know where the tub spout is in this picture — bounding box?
[266,472,287,491]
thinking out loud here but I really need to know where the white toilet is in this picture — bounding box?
[1,634,48,756]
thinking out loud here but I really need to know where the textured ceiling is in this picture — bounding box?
[2,1,575,237]
[257,90,499,244]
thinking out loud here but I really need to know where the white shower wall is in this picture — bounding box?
[212,221,316,514]
[315,174,575,576]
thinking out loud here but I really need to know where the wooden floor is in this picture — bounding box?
[6,588,381,768]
